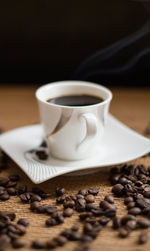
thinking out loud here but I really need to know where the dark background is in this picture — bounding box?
[0,0,150,86]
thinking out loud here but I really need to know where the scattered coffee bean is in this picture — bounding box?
[121,215,136,225]
[63,208,74,217]
[46,239,58,249]
[55,236,67,246]
[112,184,124,196]
[30,201,40,211]
[127,202,136,210]
[99,216,111,225]
[12,239,26,248]
[17,218,29,227]
[0,192,10,201]
[31,194,42,202]
[138,232,148,244]
[78,189,88,196]
[137,219,150,228]
[104,195,114,204]
[119,227,130,238]
[128,207,141,216]
[85,195,95,203]
[56,187,65,196]
[17,185,27,195]
[46,206,58,215]
[0,177,9,187]
[64,199,75,208]
[7,187,16,196]
[112,217,121,229]
[56,195,66,204]
[124,196,134,205]
[126,220,137,230]
[9,174,20,182]
[36,204,49,213]
[71,224,80,232]
[19,193,31,203]
[88,189,99,196]
[31,240,45,249]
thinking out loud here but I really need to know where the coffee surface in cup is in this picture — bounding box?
[47,94,103,106]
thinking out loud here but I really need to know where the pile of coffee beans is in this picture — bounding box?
[0,150,150,250]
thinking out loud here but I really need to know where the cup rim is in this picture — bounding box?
[35,80,113,109]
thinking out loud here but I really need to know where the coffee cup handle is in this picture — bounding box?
[77,113,98,153]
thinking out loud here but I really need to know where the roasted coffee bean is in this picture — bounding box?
[46,206,58,215]
[135,181,143,187]
[124,196,134,205]
[36,204,49,213]
[46,218,57,226]
[31,240,45,249]
[104,195,114,204]
[77,194,84,200]
[112,217,121,229]
[105,208,116,218]
[136,199,148,209]
[9,174,20,182]
[46,240,58,249]
[138,232,148,244]
[55,236,67,246]
[144,190,150,198]
[0,192,10,200]
[6,181,17,188]
[79,212,93,221]
[86,204,99,211]
[121,215,136,225]
[128,207,141,216]
[119,227,130,238]
[7,187,16,195]
[68,232,81,241]
[88,189,99,196]
[0,177,9,186]
[91,208,104,216]
[119,177,131,185]
[0,234,11,250]
[54,213,64,224]
[127,202,136,210]
[78,189,88,196]
[100,201,115,210]
[71,224,80,232]
[110,174,120,185]
[137,219,150,228]
[17,218,29,227]
[0,186,5,195]
[85,195,95,203]
[36,150,48,160]
[143,206,150,216]
[60,229,73,238]
[17,185,27,195]
[83,223,93,233]
[39,191,50,199]
[12,239,26,248]
[30,194,42,202]
[99,216,111,225]
[63,208,74,217]
[56,195,66,204]
[30,201,40,211]
[64,200,75,208]
[76,199,86,212]
[81,235,93,242]
[56,187,65,196]
[112,184,124,196]
[19,193,31,203]
[0,211,16,222]
[126,220,137,230]
[16,224,26,235]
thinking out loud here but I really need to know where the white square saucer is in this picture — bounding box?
[0,114,150,184]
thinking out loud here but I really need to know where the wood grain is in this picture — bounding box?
[0,85,150,251]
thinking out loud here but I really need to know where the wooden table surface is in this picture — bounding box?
[0,85,150,251]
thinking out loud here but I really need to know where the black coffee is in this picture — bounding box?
[47,94,103,106]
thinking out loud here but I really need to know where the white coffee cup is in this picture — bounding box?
[36,81,112,160]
